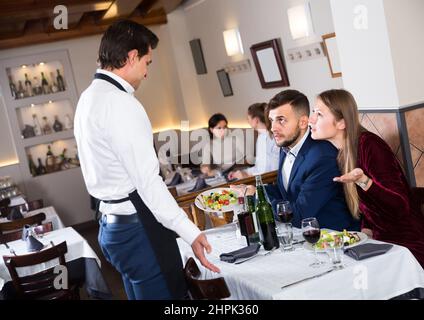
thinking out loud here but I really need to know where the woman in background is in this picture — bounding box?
[228,103,280,180]
[201,113,244,177]
[309,89,424,266]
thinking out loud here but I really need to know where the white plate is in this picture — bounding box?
[303,231,368,252]
[194,188,239,213]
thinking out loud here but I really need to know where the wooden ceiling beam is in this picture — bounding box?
[100,0,144,23]
[0,8,167,50]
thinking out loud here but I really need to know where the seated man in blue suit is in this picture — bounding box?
[238,90,359,231]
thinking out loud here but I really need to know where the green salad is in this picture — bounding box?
[315,229,361,249]
[201,189,238,211]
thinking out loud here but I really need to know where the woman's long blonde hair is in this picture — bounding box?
[318,89,364,219]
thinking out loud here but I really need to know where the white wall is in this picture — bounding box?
[330,0,399,109]
[174,0,343,125]
[384,0,424,106]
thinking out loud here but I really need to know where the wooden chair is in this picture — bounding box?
[3,241,80,300]
[0,198,11,218]
[181,204,206,231]
[184,257,230,300]
[207,212,234,228]
[0,212,46,236]
[0,221,53,243]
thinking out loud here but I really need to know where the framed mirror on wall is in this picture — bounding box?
[216,69,233,97]
[322,33,342,78]
[250,38,290,89]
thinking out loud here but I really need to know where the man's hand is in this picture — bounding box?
[191,233,220,273]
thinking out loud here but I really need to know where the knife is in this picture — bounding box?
[281,268,335,289]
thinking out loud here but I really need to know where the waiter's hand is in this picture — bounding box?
[191,233,220,273]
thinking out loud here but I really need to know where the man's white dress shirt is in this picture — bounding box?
[245,130,280,176]
[282,129,310,190]
[74,69,200,245]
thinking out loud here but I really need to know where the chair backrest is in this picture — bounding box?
[207,212,234,228]
[184,257,230,299]
[0,221,53,243]
[0,212,46,234]
[0,198,11,209]
[2,241,77,299]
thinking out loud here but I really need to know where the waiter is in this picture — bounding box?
[74,20,219,300]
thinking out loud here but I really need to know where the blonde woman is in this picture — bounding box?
[309,89,424,266]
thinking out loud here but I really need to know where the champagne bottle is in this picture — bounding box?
[32,114,42,136]
[36,157,47,175]
[32,76,41,95]
[42,116,52,135]
[45,145,56,172]
[8,75,18,99]
[52,115,63,132]
[28,154,38,177]
[59,148,69,170]
[56,69,65,91]
[24,73,33,97]
[50,71,59,93]
[17,80,25,99]
[41,72,50,94]
[255,175,279,251]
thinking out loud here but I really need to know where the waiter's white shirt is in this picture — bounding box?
[245,130,280,176]
[74,69,200,245]
[282,128,310,190]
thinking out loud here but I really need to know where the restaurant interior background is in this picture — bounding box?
[0,0,423,229]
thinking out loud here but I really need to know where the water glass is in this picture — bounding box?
[276,223,293,251]
[325,236,344,269]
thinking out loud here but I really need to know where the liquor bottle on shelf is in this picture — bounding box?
[59,148,70,170]
[32,76,42,95]
[64,113,73,130]
[45,145,56,172]
[24,73,33,97]
[42,116,53,135]
[32,114,42,136]
[17,80,25,99]
[28,154,38,177]
[255,175,279,251]
[8,75,18,99]
[52,115,63,132]
[56,69,65,91]
[36,158,47,175]
[41,72,50,94]
[49,71,59,93]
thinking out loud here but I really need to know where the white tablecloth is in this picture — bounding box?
[177,223,424,300]
[0,206,65,230]
[0,227,100,291]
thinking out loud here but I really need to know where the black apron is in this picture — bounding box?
[93,73,187,299]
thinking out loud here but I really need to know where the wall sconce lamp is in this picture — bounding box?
[223,28,244,56]
[287,3,314,40]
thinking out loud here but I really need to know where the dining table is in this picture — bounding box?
[177,222,424,300]
[0,205,66,230]
[0,227,112,299]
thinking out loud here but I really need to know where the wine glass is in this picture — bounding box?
[301,217,324,268]
[276,201,293,223]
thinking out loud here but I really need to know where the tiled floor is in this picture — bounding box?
[78,225,127,300]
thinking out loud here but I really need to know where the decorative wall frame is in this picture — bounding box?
[216,69,233,97]
[322,33,342,78]
[250,38,290,88]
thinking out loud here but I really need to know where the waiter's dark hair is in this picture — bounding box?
[98,20,159,70]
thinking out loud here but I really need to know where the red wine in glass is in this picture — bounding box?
[277,201,293,223]
[302,229,320,244]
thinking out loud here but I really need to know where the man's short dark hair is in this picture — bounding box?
[268,90,310,117]
[98,20,159,69]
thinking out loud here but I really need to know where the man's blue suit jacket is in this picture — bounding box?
[265,134,360,231]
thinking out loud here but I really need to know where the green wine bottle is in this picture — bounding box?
[255,175,279,250]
